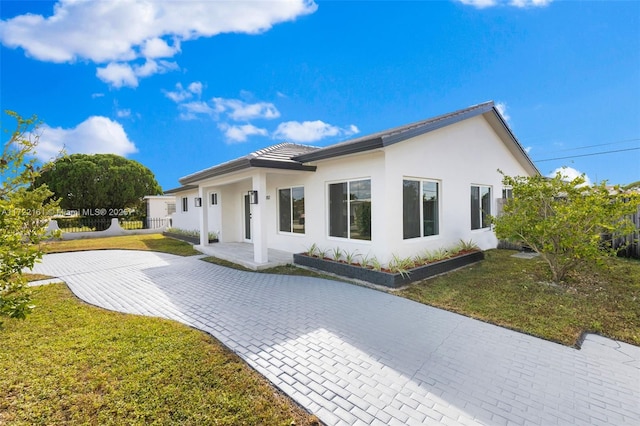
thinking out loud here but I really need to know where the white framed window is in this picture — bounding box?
[211,193,218,205]
[278,186,305,234]
[328,179,371,240]
[471,185,491,230]
[403,179,439,239]
[502,187,513,199]
[181,197,188,212]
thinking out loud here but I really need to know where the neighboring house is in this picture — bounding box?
[164,185,200,231]
[165,101,539,266]
[143,195,176,218]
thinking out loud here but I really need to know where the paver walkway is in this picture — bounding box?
[31,250,640,425]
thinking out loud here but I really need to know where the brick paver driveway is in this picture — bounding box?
[32,250,640,425]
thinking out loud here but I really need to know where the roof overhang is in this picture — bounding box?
[164,184,198,194]
[179,158,316,185]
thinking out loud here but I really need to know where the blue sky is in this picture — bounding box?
[1,0,638,190]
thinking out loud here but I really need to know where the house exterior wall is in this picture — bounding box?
[169,189,200,231]
[382,114,532,258]
[144,196,175,218]
[265,151,387,259]
[182,113,535,265]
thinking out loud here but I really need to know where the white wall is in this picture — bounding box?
[383,114,532,258]
[182,114,534,265]
[265,151,387,260]
[169,189,200,231]
[145,196,175,218]
[265,115,532,263]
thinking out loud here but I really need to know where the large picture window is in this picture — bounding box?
[278,186,305,234]
[403,179,439,239]
[328,179,371,240]
[471,185,491,230]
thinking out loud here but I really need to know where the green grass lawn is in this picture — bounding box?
[398,249,640,347]
[0,284,318,426]
[41,234,200,256]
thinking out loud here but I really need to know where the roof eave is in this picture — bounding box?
[164,184,198,194]
[382,102,495,146]
[179,158,251,185]
[249,159,317,171]
[293,137,384,163]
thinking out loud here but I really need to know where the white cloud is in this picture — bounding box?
[548,166,592,186]
[509,0,552,7]
[457,0,551,8]
[91,93,105,99]
[97,59,178,88]
[37,116,137,161]
[141,37,180,59]
[213,98,280,121]
[495,102,511,123]
[116,109,131,118]
[178,101,216,120]
[96,62,138,88]
[273,120,359,143]
[218,123,268,143]
[0,0,317,87]
[457,0,498,8]
[164,81,203,103]
[187,82,203,97]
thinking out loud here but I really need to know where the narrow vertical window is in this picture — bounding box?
[182,197,188,212]
[403,180,421,239]
[278,188,292,232]
[292,187,305,234]
[329,182,348,238]
[278,186,305,234]
[423,181,439,236]
[350,180,371,240]
[471,185,491,230]
[211,193,218,205]
[403,179,439,239]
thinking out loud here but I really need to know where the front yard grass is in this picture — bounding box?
[40,234,200,256]
[398,249,640,347]
[0,284,318,426]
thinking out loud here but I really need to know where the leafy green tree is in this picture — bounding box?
[493,172,640,283]
[36,154,162,213]
[1,111,58,325]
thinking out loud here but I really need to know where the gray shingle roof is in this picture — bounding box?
[293,101,496,162]
[177,101,539,185]
[179,143,318,185]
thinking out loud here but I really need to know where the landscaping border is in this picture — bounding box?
[293,251,484,288]
[163,231,218,245]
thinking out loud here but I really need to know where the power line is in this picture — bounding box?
[538,138,640,154]
[534,147,640,162]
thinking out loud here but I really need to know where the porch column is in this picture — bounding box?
[252,172,268,264]
[199,185,209,246]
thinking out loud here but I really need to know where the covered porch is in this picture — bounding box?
[195,242,294,270]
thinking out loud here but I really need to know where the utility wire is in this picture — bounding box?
[534,147,640,162]
[538,138,640,154]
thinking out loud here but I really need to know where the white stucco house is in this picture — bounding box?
[165,101,539,267]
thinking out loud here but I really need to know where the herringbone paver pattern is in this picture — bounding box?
[32,250,640,425]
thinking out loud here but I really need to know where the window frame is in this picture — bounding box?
[181,197,188,212]
[402,178,440,240]
[471,184,492,230]
[327,178,372,241]
[277,186,305,235]
[211,193,218,205]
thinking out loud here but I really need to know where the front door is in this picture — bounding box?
[243,194,252,241]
